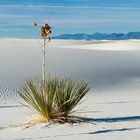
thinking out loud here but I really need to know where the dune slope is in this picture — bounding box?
[0,39,140,140]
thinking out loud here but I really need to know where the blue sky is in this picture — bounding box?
[0,0,140,38]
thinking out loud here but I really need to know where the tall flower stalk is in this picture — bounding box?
[32,22,51,95]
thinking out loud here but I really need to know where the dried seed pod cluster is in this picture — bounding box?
[32,22,52,38]
[40,24,52,38]
[32,21,52,45]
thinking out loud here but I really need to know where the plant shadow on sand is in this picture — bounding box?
[82,115,140,123]
[0,105,23,108]
[14,115,140,140]
[15,127,139,140]
[87,128,138,134]
[60,115,140,125]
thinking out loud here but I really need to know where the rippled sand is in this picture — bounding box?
[0,39,140,140]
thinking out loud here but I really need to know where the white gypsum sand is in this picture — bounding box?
[0,39,140,140]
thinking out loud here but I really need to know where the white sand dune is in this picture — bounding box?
[51,39,140,50]
[0,39,140,139]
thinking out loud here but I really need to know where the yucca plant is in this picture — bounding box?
[18,76,90,123]
[17,21,90,126]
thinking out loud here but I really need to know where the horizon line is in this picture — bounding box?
[0,31,140,39]
[0,4,140,10]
